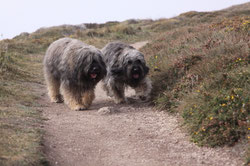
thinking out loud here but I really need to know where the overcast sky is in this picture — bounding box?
[0,0,249,39]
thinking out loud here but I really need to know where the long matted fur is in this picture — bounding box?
[101,41,152,104]
[43,38,106,110]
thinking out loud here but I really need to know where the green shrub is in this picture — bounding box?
[183,68,249,147]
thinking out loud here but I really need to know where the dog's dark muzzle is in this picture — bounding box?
[92,66,100,73]
[90,66,100,79]
[131,66,141,79]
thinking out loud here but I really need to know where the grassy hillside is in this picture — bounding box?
[141,3,249,163]
[0,2,249,165]
[144,15,249,139]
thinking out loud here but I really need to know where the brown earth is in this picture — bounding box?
[40,41,246,166]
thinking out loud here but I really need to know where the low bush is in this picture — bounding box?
[183,67,249,147]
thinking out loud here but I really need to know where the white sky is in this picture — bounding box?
[0,0,249,39]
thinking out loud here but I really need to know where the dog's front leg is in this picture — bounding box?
[135,77,152,102]
[81,90,95,109]
[111,84,126,104]
[61,83,87,111]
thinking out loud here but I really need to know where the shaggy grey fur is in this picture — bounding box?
[43,38,106,110]
[101,41,152,104]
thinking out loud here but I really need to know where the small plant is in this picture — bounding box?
[0,51,16,76]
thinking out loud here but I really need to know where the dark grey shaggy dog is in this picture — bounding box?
[101,41,152,104]
[43,38,106,110]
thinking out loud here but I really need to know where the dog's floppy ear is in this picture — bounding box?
[94,53,107,77]
[144,66,149,75]
[71,54,90,82]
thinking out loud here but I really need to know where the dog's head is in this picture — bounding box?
[87,59,105,83]
[73,49,107,86]
[86,52,107,84]
[111,49,149,87]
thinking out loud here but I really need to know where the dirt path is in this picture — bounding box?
[40,42,246,166]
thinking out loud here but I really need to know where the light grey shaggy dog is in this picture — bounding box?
[101,41,152,104]
[43,38,106,111]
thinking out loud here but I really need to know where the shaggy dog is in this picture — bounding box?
[43,38,106,110]
[101,41,152,104]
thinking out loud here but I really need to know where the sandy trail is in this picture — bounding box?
[40,41,246,166]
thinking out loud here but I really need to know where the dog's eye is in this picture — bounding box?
[135,60,141,64]
[128,60,132,64]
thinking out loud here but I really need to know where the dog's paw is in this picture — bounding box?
[71,104,88,111]
[114,98,126,104]
[74,106,87,111]
[138,95,150,103]
[126,97,136,104]
[139,95,146,101]
[51,95,64,103]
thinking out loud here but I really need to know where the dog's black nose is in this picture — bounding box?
[132,67,139,72]
[92,67,99,72]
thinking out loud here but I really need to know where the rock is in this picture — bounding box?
[97,107,119,115]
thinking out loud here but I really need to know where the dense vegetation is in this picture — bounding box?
[143,14,249,146]
[0,2,249,165]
